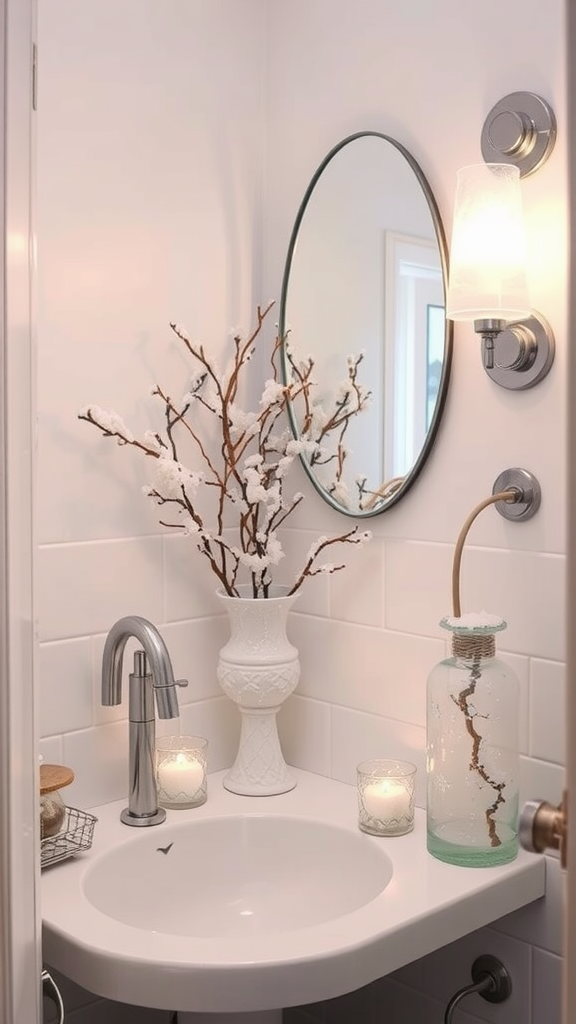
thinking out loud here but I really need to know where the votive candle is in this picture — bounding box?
[156,735,208,809]
[357,759,416,836]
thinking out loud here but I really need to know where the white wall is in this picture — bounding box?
[37,1,567,1022]
[37,0,266,806]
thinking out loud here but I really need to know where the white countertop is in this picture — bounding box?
[41,768,545,1013]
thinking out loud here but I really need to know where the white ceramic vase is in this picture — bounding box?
[217,585,300,796]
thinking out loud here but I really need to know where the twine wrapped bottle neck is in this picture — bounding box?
[451,633,496,660]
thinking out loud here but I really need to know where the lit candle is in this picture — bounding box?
[363,778,410,822]
[157,753,204,802]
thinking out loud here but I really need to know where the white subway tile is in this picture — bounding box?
[39,638,93,736]
[283,1005,323,1023]
[160,617,229,702]
[501,650,530,755]
[163,535,224,621]
[177,696,240,772]
[491,856,563,956]
[66,999,170,1023]
[520,755,565,808]
[369,978,445,1024]
[461,549,565,661]
[39,735,63,766]
[390,955,425,991]
[532,948,562,1024]
[330,705,426,807]
[386,541,566,663]
[372,978,486,1022]
[330,534,384,627]
[62,722,129,809]
[291,615,443,727]
[385,540,453,636]
[37,538,164,641]
[529,658,566,764]
[323,979,373,1023]
[278,695,331,776]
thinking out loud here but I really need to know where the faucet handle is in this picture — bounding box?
[155,677,188,720]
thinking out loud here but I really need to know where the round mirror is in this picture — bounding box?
[279,131,452,517]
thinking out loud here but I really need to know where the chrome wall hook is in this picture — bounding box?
[492,468,541,522]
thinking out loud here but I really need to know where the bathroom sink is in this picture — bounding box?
[82,815,393,936]
[42,769,545,1014]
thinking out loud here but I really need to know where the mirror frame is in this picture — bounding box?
[278,130,453,517]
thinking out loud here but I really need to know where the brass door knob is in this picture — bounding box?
[519,793,567,868]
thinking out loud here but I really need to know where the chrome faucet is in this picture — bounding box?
[102,615,188,827]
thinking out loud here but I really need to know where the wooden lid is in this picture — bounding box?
[40,763,74,795]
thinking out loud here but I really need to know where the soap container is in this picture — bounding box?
[40,763,74,839]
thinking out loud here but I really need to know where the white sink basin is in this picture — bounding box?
[42,769,545,1015]
[83,814,393,936]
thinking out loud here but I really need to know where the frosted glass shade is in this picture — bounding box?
[446,164,531,322]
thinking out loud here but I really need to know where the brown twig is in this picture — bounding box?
[79,304,372,598]
[448,488,519,847]
[451,654,506,847]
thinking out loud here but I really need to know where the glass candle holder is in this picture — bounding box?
[357,759,416,836]
[156,736,208,809]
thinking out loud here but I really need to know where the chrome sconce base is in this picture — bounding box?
[474,311,555,390]
[481,91,557,178]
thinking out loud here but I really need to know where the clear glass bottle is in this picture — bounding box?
[426,616,520,867]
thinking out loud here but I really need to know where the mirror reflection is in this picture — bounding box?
[279,132,452,517]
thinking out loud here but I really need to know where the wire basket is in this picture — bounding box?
[41,806,97,869]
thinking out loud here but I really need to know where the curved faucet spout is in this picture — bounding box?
[101,615,188,826]
[102,615,182,717]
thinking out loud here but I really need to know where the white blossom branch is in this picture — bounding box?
[79,303,372,598]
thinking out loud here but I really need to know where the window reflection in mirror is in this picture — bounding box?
[427,304,445,430]
[384,232,444,479]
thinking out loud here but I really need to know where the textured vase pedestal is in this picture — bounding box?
[217,587,300,796]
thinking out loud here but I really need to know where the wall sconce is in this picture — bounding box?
[446,92,556,390]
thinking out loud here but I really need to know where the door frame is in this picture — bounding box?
[0,0,39,1021]
[567,2,576,1020]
